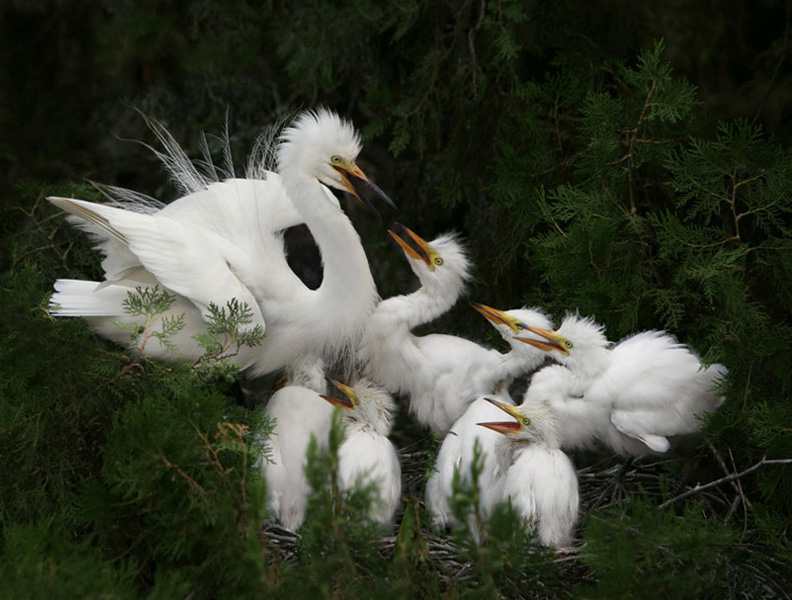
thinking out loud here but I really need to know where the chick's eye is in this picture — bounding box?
[522,418,531,426]
[434,257,444,266]
[565,340,574,349]
[331,155,342,164]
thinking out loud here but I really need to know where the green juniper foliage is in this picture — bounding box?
[114,285,186,357]
[3,1,792,597]
[192,298,266,371]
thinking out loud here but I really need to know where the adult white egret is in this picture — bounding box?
[260,373,334,531]
[50,109,394,382]
[477,398,579,548]
[320,379,401,528]
[424,306,553,530]
[516,313,728,455]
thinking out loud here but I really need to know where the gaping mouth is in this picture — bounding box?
[333,165,397,219]
[388,223,433,267]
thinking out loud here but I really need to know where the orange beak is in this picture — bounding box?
[515,325,570,355]
[319,378,356,411]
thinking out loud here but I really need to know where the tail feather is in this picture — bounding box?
[50,279,129,317]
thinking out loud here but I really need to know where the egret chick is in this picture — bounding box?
[424,393,514,532]
[362,227,552,434]
[470,303,556,391]
[425,308,552,530]
[50,109,394,385]
[478,398,579,548]
[518,314,728,455]
[320,379,401,528]
[260,375,334,531]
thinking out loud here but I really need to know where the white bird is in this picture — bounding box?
[260,370,334,531]
[361,226,552,435]
[469,303,557,388]
[424,392,515,533]
[320,379,401,528]
[424,306,553,531]
[516,313,728,455]
[477,398,579,548]
[49,109,394,383]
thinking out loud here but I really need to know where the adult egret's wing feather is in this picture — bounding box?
[158,177,313,301]
[49,196,265,328]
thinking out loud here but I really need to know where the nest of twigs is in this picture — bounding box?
[258,434,792,597]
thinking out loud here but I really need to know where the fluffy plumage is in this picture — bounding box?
[425,394,514,531]
[521,313,728,455]
[50,109,387,383]
[478,400,579,547]
[325,380,402,528]
[260,382,334,531]
[424,306,556,528]
[361,229,554,435]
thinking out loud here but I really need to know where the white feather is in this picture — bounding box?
[333,380,402,528]
[260,384,334,531]
[425,395,513,530]
[49,109,384,379]
[523,316,728,456]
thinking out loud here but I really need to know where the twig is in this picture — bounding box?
[708,442,751,507]
[658,456,792,510]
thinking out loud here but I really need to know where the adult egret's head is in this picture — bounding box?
[277,108,395,215]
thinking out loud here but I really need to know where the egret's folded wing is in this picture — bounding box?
[610,410,671,453]
[160,176,306,236]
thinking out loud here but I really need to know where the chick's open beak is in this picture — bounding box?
[470,303,521,333]
[477,397,523,435]
[333,161,397,218]
[319,378,356,411]
[388,223,436,269]
[515,325,570,355]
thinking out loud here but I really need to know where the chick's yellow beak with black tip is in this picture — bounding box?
[332,160,397,217]
[470,303,522,333]
[319,378,356,411]
[515,325,571,355]
[388,223,441,270]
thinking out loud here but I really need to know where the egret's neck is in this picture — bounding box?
[281,171,377,353]
[498,351,545,386]
[563,346,611,390]
[376,277,461,332]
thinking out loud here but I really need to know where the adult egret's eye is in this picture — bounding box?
[515,323,526,330]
